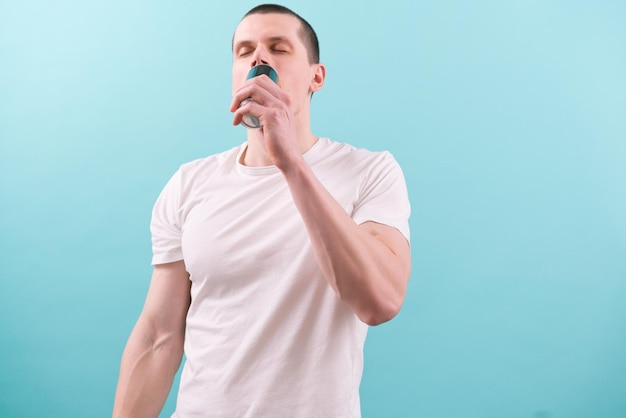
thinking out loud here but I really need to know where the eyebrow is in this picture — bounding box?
[233,36,294,51]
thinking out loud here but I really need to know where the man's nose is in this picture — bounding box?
[250,49,269,67]
[251,57,269,67]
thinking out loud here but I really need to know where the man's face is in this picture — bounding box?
[232,13,318,114]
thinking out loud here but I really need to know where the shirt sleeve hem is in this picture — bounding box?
[354,216,410,245]
[151,253,184,266]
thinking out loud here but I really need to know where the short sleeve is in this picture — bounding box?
[150,169,185,265]
[351,152,411,243]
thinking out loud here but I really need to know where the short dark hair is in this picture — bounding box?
[238,4,320,64]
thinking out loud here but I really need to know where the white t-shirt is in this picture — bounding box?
[151,138,410,418]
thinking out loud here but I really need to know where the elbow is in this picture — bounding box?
[358,297,404,326]
[359,272,409,326]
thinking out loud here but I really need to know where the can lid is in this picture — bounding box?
[246,64,279,83]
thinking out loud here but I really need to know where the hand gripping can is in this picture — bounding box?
[240,64,279,129]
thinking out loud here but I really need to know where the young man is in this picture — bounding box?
[113,4,411,417]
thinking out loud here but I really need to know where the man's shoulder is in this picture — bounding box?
[317,138,397,167]
[176,144,243,178]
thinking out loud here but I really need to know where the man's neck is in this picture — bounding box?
[241,122,318,168]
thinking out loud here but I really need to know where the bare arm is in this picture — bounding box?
[231,73,411,326]
[283,160,411,326]
[113,260,191,418]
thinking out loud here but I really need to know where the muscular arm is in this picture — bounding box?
[113,260,191,418]
[231,74,411,326]
[282,159,411,326]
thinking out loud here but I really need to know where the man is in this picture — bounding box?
[113,4,411,417]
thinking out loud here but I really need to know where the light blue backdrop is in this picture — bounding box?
[1,1,625,417]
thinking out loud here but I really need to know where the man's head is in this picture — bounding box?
[235,4,319,65]
[232,4,325,113]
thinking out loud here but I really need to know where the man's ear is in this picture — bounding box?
[310,63,326,93]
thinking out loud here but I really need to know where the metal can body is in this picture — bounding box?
[240,65,279,129]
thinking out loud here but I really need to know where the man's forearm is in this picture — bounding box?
[281,157,411,326]
[113,325,184,418]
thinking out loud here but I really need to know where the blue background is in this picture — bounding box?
[1,1,625,417]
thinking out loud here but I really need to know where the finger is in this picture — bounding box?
[232,99,266,126]
[230,79,276,112]
[230,75,284,112]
